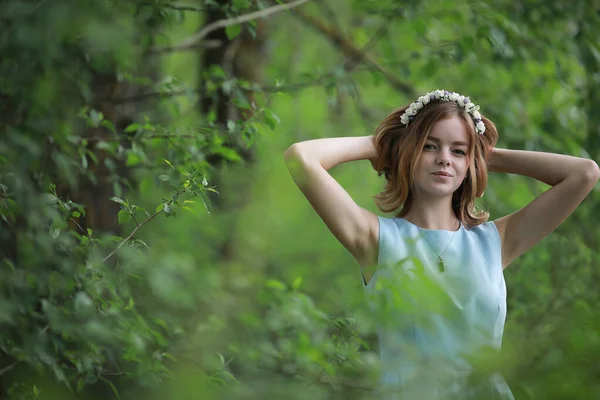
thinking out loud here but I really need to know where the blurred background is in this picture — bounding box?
[1,0,599,399]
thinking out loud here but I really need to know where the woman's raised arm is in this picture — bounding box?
[284,136,380,267]
[491,148,600,268]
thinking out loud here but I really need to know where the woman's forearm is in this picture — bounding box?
[489,148,600,186]
[284,136,377,170]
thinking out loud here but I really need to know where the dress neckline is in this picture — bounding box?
[396,217,464,233]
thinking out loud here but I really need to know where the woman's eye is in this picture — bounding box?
[454,150,466,155]
[424,144,436,150]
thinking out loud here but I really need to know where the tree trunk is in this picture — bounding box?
[199,2,268,261]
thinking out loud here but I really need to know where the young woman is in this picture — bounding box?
[284,90,600,399]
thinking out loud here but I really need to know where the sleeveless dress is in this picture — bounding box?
[363,216,514,399]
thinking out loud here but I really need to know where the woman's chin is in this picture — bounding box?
[416,187,458,199]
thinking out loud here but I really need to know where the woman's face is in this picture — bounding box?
[413,115,470,199]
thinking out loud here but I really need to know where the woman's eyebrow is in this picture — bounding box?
[427,136,468,146]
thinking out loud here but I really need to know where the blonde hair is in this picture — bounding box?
[371,100,498,227]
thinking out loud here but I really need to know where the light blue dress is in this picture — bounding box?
[363,216,514,399]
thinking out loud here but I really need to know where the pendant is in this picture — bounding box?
[437,256,445,273]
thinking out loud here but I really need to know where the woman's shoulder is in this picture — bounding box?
[463,220,502,249]
[463,220,498,232]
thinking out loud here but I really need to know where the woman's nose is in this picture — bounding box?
[436,152,451,165]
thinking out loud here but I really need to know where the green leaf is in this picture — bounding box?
[212,146,242,162]
[90,109,103,127]
[124,297,134,310]
[101,119,116,133]
[264,109,281,130]
[133,239,149,249]
[51,228,61,239]
[232,97,252,110]
[227,120,236,132]
[221,370,239,383]
[72,211,81,218]
[199,195,211,215]
[118,210,132,226]
[124,123,141,133]
[113,181,123,198]
[292,276,303,290]
[225,25,242,40]
[266,279,286,291]
[163,159,175,169]
[98,375,120,400]
[77,378,85,393]
[126,152,141,166]
[122,347,140,362]
[85,149,98,165]
[181,206,199,217]
[109,197,128,207]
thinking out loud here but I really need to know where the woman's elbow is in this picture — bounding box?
[583,159,600,183]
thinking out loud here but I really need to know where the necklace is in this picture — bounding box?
[420,221,459,273]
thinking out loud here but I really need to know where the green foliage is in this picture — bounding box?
[1,0,600,399]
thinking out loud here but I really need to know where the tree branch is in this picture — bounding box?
[292,8,415,97]
[117,12,414,105]
[148,39,222,55]
[102,188,188,263]
[152,0,312,54]
[102,209,163,263]
[113,75,332,104]
[82,134,203,142]
[70,217,92,241]
[39,324,50,336]
[144,3,208,12]
[115,17,397,106]
[101,371,130,376]
[0,362,16,376]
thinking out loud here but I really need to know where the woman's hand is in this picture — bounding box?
[369,154,379,171]
[487,146,498,172]
[368,136,382,172]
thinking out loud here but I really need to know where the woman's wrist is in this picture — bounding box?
[287,136,379,170]
[487,147,500,172]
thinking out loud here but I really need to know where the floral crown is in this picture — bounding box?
[399,89,486,134]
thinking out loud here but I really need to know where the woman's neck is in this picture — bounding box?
[402,205,460,231]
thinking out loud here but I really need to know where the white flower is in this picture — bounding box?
[400,90,485,133]
[476,121,485,133]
